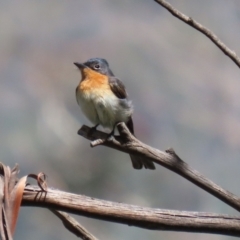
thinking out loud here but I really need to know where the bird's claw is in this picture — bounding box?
[107,134,114,141]
[87,124,99,137]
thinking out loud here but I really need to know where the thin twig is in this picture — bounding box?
[22,185,240,237]
[51,210,98,240]
[77,123,240,212]
[154,0,240,68]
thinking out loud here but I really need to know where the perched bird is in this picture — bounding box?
[74,58,155,170]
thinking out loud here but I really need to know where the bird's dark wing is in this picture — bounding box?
[109,77,127,99]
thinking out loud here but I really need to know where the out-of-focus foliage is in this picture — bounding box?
[1,0,240,239]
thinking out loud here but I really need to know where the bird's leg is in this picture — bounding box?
[91,123,99,131]
[88,124,99,136]
[106,122,119,140]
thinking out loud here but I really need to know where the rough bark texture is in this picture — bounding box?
[78,124,240,212]
[22,185,240,237]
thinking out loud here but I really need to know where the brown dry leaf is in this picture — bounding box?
[8,175,27,235]
[0,176,6,240]
[0,162,47,239]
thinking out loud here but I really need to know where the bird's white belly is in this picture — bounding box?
[77,90,133,129]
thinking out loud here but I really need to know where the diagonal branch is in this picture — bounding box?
[50,210,98,240]
[154,0,240,68]
[78,123,240,212]
[22,185,240,237]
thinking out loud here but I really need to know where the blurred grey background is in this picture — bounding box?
[1,0,240,239]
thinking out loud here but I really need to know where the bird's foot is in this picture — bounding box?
[87,124,99,136]
[106,129,115,141]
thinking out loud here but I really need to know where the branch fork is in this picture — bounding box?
[78,123,240,213]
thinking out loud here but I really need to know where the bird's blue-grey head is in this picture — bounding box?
[74,58,114,76]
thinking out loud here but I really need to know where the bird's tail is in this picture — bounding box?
[126,118,155,170]
[130,154,155,170]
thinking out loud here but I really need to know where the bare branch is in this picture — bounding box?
[78,124,240,212]
[154,0,240,68]
[22,185,240,237]
[51,210,98,240]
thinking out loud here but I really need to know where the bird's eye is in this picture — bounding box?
[94,64,100,69]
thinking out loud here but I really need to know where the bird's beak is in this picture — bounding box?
[74,62,86,69]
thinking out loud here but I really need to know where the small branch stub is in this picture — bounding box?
[78,124,240,213]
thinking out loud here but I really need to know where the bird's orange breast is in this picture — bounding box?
[78,68,110,93]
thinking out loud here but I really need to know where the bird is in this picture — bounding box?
[74,58,155,170]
